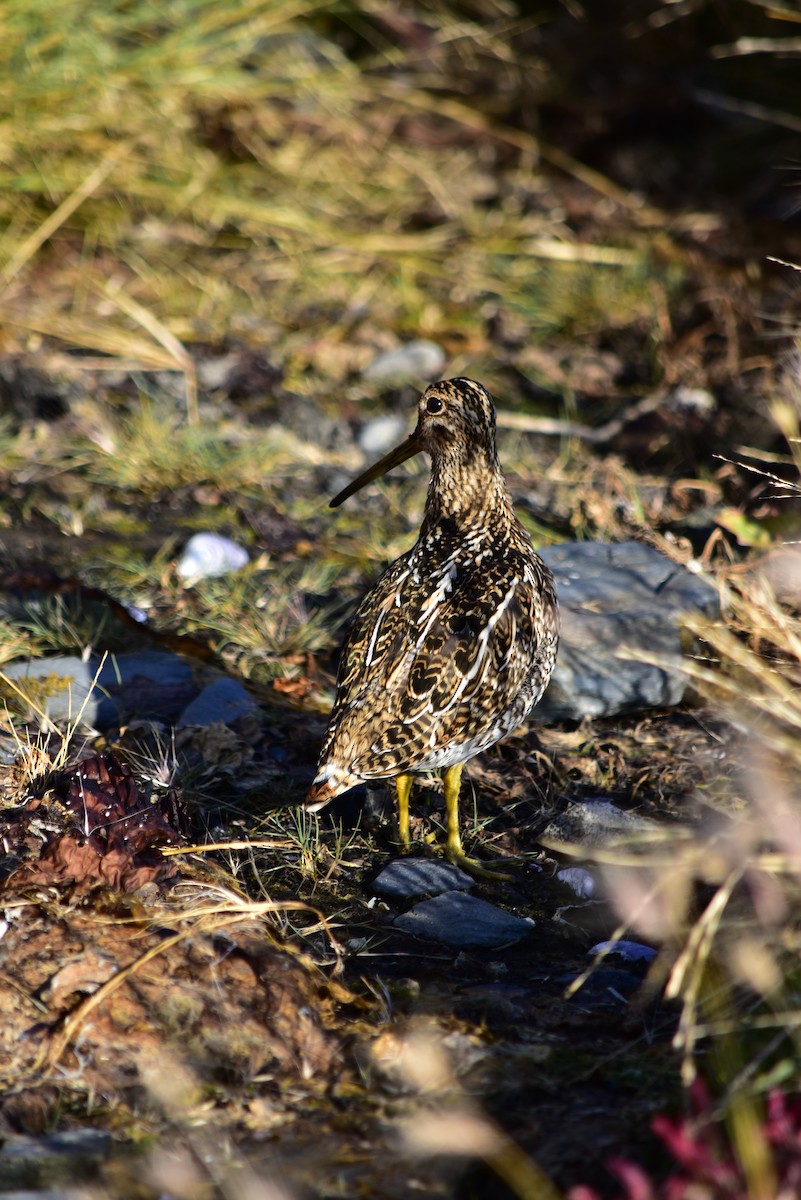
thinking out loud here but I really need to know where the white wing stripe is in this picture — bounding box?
[438,577,518,714]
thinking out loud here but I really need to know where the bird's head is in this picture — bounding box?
[330,378,498,508]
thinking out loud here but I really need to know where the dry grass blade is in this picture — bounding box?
[0,144,127,287]
[102,280,198,424]
[666,871,744,1080]
[160,838,298,855]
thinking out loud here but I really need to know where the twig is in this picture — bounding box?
[693,87,801,134]
[767,256,801,274]
[496,389,666,443]
[711,36,801,58]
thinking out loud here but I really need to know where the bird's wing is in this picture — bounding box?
[322,552,553,778]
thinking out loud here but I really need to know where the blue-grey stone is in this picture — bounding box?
[590,938,658,966]
[0,1127,110,1189]
[178,677,257,727]
[555,866,596,899]
[394,891,534,948]
[372,858,474,900]
[538,540,719,720]
[1,651,194,729]
[0,1192,80,1199]
[560,965,644,1009]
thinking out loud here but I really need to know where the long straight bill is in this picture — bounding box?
[329,432,424,508]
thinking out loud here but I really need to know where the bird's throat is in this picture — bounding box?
[423,451,510,530]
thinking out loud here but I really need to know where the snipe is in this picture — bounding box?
[305,378,558,876]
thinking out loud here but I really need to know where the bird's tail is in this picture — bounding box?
[303,765,356,812]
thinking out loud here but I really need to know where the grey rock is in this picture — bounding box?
[538,540,719,719]
[0,732,21,765]
[177,532,249,581]
[540,798,658,848]
[124,603,149,623]
[197,350,241,391]
[394,892,533,948]
[750,545,801,604]
[362,340,446,385]
[178,677,257,727]
[106,651,193,687]
[2,651,194,730]
[2,654,107,728]
[372,858,473,900]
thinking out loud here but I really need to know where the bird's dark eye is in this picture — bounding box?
[426,395,443,414]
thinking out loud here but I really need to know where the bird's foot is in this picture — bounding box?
[444,838,515,883]
[392,821,412,855]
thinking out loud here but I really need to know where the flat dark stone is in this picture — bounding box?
[393,892,534,948]
[371,858,474,899]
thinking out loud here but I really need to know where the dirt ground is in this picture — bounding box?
[0,683,744,1198]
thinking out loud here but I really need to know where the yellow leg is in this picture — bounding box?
[443,763,465,861]
[443,762,513,882]
[395,773,412,852]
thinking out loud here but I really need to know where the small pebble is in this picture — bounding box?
[362,340,446,384]
[556,866,596,899]
[177,532,249,581]
[665,386,716,416]
[125,604,149,623]
[197,351,240,391]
